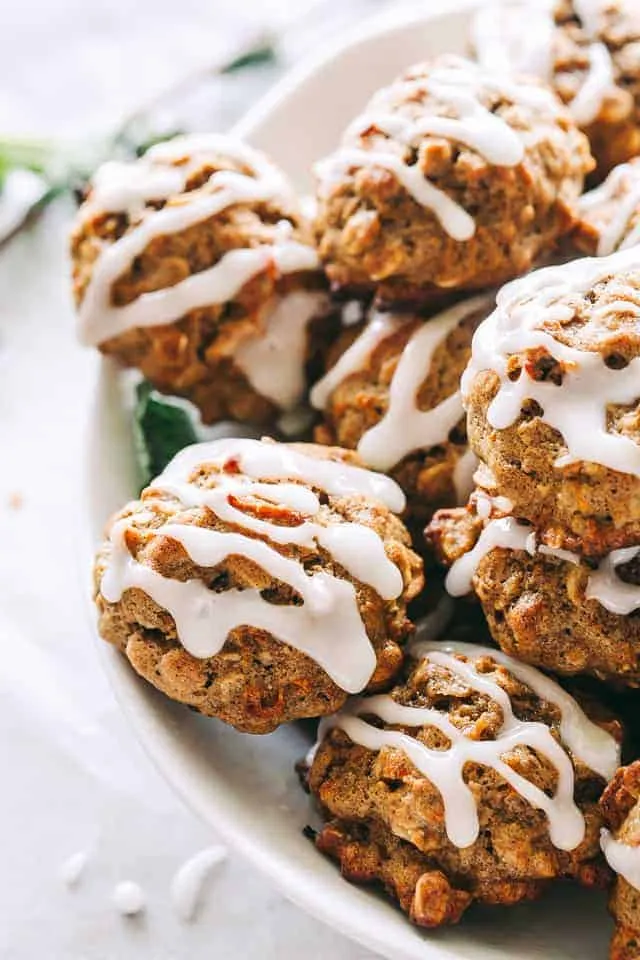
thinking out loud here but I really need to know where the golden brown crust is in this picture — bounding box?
[72,144,330,425]
[427,504,640,686]
[314,56,592,303]
[601,763,640,959]
[94,442,424,733]
[306,646,613,928]
[315,819,475,928]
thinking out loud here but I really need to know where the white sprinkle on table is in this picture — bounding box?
[171,845,227,923]
[112,881,146,916]
[59,851,89,888]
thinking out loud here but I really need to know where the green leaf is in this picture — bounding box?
[221,43,278,74]
[133,380,199,489]
[109,127,185,160]
[0,136,58,178]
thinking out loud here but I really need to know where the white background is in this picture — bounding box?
[0,1,384,957]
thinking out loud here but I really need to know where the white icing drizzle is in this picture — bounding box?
[580,162,640,255]
[161,437,405,512]
[358,298,487,471]
[411,641,618,780]
[59,850,89,888]
[570,42,614,126]
[78,134,319,349]
[586,547,640,613]
[103,523,382,693]
[601,828,640,891]
[310,311,405,411]
[83,160,186,222]
[317,147,475,242]
[316,639,619,850]
[445,516,533,597]
[347,70,525,166]
[447,513,640,618]
[472,0,614,126]
[538,544,581,565]
[474,490,514,520]
[445,517,582,597]
[313,296,489,473]
[462,247,640,478]
[342,300,366,327]
[171,845,227,922]
[100,439,407,694]
[475,491,492,520]
[453,449,478,505]
[112,881,145,916]
[234,289,327,411]
[84,134,291,219]
[317,58,541,242]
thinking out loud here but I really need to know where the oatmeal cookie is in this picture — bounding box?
[94,437,423,733]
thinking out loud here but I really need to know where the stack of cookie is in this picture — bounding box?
[428,244,640,688]
[310,53,592,521]
[427,245,640,954]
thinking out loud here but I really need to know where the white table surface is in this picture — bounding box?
[0,1,382,956]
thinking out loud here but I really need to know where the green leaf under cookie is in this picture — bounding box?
[133,381,199,489]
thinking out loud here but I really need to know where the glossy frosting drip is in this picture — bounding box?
[100,439,407,693]
[83,134,292,218]
[452,448,478,505]
[474,489,514,520]
[316,640,619,850]
[318,145,475,242]
[234,289,328,410]
[161,437,406,512]
[446,514,639,617]
[310,311,405,411]
[580,162,640,255]
[445,516,534,597]
[462,246,640,478]
[586,547,640,614]
[601,828,640,891]
[316,58,545,242]
[312,296,489,474]
[473,0,614,126]
[78,134,320,365]
[359,297,488,471]
[570,41,614,125]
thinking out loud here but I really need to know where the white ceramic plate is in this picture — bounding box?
[85,4,614,957]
